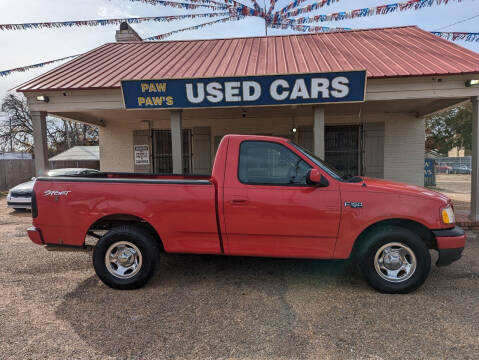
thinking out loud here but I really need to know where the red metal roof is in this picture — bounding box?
[17,26,479,92]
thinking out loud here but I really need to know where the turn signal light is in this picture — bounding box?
[441,205,455,224]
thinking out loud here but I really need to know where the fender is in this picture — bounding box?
[333,215,435,259]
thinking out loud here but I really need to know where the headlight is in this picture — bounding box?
[441,205,455,224]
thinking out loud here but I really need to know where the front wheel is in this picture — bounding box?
[359,227,431,293]
[93,225,159,290]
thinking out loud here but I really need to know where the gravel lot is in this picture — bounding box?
[1,197,478,360]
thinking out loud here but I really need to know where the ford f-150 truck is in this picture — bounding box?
[27,135,466,293]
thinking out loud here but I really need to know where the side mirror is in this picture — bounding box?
[307,169,329,187]
[31,177,36,181]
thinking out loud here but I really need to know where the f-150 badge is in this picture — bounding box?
[345,201,363,208]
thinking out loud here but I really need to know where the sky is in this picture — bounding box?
[0,0,478,101]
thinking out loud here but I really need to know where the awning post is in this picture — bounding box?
[30,111,49,176]
[170,110,183,174]
[471,96,479,221]
[313,106,325,159]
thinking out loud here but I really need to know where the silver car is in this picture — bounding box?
[7,168,100,210]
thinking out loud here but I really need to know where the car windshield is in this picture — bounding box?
[290,142,349,181]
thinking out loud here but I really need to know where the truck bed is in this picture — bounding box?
[33,173,221,254]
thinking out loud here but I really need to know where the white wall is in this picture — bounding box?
[99,121,136,172]
[383,114,425,186]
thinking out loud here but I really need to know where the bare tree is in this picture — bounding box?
[0,94,34,152]
[0,93,98,155]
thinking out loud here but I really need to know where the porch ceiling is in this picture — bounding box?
[51,97,468,125]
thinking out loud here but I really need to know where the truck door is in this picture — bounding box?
[222,138,341,258]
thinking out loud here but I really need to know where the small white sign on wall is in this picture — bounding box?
[134,145,150,165]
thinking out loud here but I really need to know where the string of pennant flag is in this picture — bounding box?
[114,0,227,10]
[272,0,465,24]
[0,15,242,77]
[142,15,243,40]
[0,13,231,31]
[0,0,468,31]
[123,0,228,6]
[0,0,477,77]
[431,31,479,41]
[0,55,81,78]
[268,22,351,32]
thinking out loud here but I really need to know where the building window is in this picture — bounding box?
[238,141,310,185]
[152,129,192,174]
[325,125,360,176]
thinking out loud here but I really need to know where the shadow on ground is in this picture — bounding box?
[55,254,357,359]
[5,208,31,217]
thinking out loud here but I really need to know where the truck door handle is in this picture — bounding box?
[230,199,249,205]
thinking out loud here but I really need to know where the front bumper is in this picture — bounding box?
[433,226,466,266]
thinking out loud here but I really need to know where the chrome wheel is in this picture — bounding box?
[105,241,143,279]
[374,242,417,283]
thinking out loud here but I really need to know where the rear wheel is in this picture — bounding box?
[359,226,431,293]
[93,225,159,290]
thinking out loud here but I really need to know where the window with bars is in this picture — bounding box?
[152,129,192,174]
[325,125,360,176]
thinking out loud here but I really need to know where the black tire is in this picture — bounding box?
[358,226,431,294]
[93,225,159,290]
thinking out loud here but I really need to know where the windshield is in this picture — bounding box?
[290,142,348,181]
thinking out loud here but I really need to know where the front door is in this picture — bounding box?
[223,138,341,258]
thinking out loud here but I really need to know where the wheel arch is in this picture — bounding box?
[86,213,164,251]
[350,218,437,259]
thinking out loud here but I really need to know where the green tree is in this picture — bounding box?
[425,104,472,155]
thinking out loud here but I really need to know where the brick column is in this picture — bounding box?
[170,110,183,174]
[470,96,479,221]
[30,111,49,176]
[313,106,325,159]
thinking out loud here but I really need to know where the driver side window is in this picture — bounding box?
[238,141,311,185]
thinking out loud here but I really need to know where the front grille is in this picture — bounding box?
[10,191,32,198]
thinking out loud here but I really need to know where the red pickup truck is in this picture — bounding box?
[27,135,465,293]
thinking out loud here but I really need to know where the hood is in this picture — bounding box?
[10,180,35,192]
[361,177,450,203]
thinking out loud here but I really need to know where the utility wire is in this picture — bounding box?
[434,13,479,31]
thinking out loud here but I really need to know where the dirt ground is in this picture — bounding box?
[0,197,478,360]
[433,174,471,214]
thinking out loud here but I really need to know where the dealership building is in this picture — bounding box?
[17,25,479,219]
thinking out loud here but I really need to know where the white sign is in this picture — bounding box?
[134,145,150,165]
